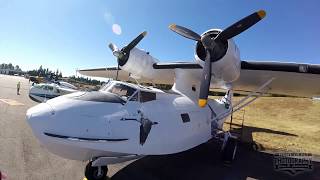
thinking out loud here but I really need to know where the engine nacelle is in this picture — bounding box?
[120,48,173,83]
[121,48,157,78]
[195,29,241,83]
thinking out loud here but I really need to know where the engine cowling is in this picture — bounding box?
[121,48,158,78]
[120,48,174,84]
[195,29,241,83]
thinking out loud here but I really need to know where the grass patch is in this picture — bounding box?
[211,96,320,155]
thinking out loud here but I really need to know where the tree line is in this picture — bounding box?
[0,63,22,71]
[69,75,101,86]
[3,63,102,85]
[27,65,63,78]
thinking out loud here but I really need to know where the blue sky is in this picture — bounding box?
[0,0,319,76]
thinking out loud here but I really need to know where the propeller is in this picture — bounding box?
[169,10,266,107]
[108,31,147,79]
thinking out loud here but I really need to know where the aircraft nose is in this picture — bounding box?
[26,103,54,125]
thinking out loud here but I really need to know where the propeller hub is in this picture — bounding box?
[113,51,121,58]
[201,35,215,50]
[109,31,147,68]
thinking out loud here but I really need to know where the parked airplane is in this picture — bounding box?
[26,10,320,180]
[29,74,78,90]
[29,82,77,103]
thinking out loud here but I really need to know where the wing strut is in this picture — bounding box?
[232,78,275,112]
[214,78,274,121]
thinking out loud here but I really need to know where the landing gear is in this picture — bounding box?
[84,161,108,180]
[221,133,238,163]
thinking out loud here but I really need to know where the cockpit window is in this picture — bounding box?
[140,91,156,102]
[99,81,112,91]
[42,85,54,91]
[34,84,44,89]
[104,83,137,101]
[129,91,139,101]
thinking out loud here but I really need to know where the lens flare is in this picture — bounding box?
[112,24,122,35]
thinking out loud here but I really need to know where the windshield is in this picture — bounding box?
[102,82,137,101]
[33,84,44,89]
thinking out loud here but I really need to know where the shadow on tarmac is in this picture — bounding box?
[110,126,318,180]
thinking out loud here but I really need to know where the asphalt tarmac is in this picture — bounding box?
[0,74,318,180]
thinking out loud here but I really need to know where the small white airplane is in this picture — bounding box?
[55,80,78,90]
[29,82,78,103]
[26,10,320,180]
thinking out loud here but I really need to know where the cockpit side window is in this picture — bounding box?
[140,91,156,103]
[48,86,54,91]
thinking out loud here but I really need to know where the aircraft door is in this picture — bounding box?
[43,85,55,101]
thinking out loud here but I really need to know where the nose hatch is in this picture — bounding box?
[26,103,54,125]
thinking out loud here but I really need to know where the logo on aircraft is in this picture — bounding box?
[121,110,158,145]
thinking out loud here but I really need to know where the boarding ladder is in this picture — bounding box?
[226,108,246,140]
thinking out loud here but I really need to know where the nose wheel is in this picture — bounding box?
[84,161,108,180]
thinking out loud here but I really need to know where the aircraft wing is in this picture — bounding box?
[77,67,174,84]
[230,61,320,97]
[78,67,131,81]
[78,61,320,97]
[153,61,320,97]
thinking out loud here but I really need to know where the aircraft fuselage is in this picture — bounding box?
[26,81,231,164]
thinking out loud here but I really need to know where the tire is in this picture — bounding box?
[85,161,108,180]
[222,137,238,163]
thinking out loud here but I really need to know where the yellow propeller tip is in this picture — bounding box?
[142,31,147,36]
[257,10,266,19]
[83,178,88,180]
[169,24,176,29]
[198,99,207,108]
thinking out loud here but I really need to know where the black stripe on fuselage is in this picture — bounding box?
[44,132,128,142]
[241,61,320,74]
[153,62,202,69]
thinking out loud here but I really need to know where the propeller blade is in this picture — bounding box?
[198,50,212,107]
[123,31,147,53]
[108,43,118,52]
[215,10,266,42]
[169,24,201,41]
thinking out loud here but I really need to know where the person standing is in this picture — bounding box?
[17,81,21,95]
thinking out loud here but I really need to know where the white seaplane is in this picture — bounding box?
[26,10,320,180]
